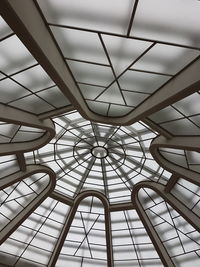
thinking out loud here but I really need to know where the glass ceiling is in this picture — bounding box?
[38,0,200,117]
[0,0,200,266]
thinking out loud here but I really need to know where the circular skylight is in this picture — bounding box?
[25,111,170,205]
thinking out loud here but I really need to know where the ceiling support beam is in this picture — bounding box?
[48,190,114,267]
[1,1,199,126]
[132,181,200,233]
[0,0,94,121]
[16,153,26,171]
[0,165,56,245]
[0,103,55,155]
[132,181,200,266]
[150,135,200,187]
[132,184,175,267]
[164,174,179,193]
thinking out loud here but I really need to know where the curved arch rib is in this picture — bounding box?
[48,190,113,267]
[132,182,175,267]
[150,135,200,187]
[0,104,55,156]
[0,164,56,244]
[132,181,200,266]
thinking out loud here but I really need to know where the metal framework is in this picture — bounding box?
[0,0,200,266]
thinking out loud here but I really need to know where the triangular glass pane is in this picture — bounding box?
[97,82,125,105]
[103,34,152,75]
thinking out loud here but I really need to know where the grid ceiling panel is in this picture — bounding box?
[0,18,71,116]
[38,0,200,117]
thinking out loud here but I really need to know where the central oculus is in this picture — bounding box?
[91,146,108,159]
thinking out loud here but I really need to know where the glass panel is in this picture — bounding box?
[0,122,45,143]
[131,0,200,47]
[0,16,12,39]
[87,100,109,116]
[161,119,200,136]
[0,77,29,103]
[173,93,200,117]
[171,178,200,218]
[0,35,36,75]
[67,60,114,86]
[0,174,49,232]
[122,90,148,107]
[108,105,133,117]
[111,209,162,265]
[0,155,19,179]
[10,94,54,114]
[149,106,183,123]
[38,0,134,35]
[51,26,108,64]
[119,70,170,94]
[37,86,71,108]
[133,44,200,74]
[96,83,125,105]
[12,65,54,93]
[79,83,105,100]
[0,197,70,266]
[102,34,152,75]
[138,188,200,265]
[56,196,107,266]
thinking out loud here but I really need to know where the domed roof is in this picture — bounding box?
[0,0,200,266]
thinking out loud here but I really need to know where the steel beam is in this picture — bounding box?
[0,104,55,155]
[150,135,200,187]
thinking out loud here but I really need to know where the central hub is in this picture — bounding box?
[91,146,108,159]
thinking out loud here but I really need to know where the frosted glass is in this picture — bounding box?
[10,94,53,114]
[102,34,152,75]
[119,70,170,94]
[131,0,200,46]
[51,26,108,64]
[173,93,200,116]
[97,82,125,105]
[149,106,183,123]
[0,78,29,103]
[67,60,114,86]
[0,16,12,39]
[12,65,54,93]
[0,35,36,75]
[134,44,200,74]
[108,105,133,117]
[37,86,71,107]
[123,90,148,107]
[161,119,200,135]
[38,0,134,35]
[78,83,105,100]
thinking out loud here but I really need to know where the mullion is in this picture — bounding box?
[94,42,156,101]
[48,23,200,51]
[129,68,173,77]
[126,0,139,37]
[124,210,142,267]
[98,33,127,105]
[105,156,131,191]
[13,201,59,266]
[1,71,57,109]
[148,207,200,246]
[80,211,93,258]
[165,202,186,253]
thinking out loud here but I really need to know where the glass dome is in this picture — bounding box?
[0,0,200,266]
